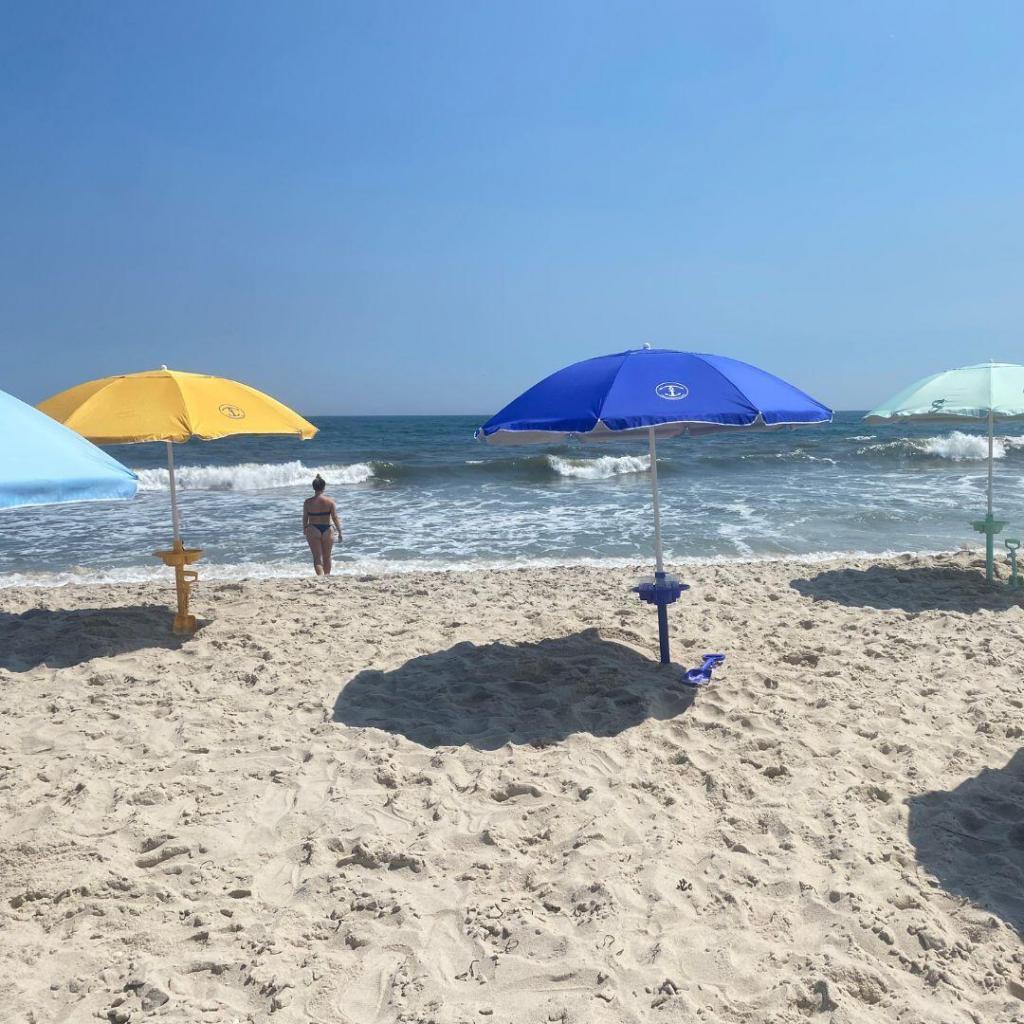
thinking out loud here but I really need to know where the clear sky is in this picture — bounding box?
[3,1,1023,414]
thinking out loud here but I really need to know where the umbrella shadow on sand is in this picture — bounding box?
[332,629,696,750]
[907,750,1024,934]
[790,563,1024,614]
[0,605,188,671]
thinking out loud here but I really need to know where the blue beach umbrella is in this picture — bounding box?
[477,346,832,664]
[0,387,137,510]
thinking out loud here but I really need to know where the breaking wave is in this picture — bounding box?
[545,454,651,479]
[135,460,378,491]
[857,431,1020,462]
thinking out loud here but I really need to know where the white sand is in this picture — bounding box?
[1,552,1023,1023]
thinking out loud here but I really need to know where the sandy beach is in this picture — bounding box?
[1,551,1023,1023]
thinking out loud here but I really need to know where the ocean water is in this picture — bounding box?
[2,413,1023,586]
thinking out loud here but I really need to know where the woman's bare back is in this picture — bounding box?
[304,495,336,519]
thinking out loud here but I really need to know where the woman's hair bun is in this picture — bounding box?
[312,474,326,490]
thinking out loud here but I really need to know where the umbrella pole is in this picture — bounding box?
[154,441,199,634]
[648,427,670,664]
[988,407,994,518]
[648,427,665,574]
[986,408,995,582]
[166,441,182,546]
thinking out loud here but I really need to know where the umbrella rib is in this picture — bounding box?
[170,371,196,442]
[54,382,116,442]
[591,351,633,431]
[692,354,765,423]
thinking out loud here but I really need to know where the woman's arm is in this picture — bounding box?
[302,499,309,532]
[331,501,343,539]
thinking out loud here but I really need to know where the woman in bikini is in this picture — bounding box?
[303,474,343,576]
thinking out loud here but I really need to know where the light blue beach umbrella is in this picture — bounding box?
[478,346,833,664]
[0,387,137,510]
[866,361,1024,582]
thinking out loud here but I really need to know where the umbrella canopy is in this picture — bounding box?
[866,360,1024,582]
[478,347,832,664]
[478,348,832,443]
[866,361,1024,424]
[39,367,317,543]
[38,366,318,444]
[0,386,136,510]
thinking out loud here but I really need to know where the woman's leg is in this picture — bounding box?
[322,529,335,575]
[304,526,325,576]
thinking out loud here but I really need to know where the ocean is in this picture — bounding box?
[2,412,1022,586]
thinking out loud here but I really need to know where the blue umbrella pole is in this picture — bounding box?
[656,596,670,663]
[633,428,688,664]
[649,426,665,577]
[636,570,685,664]
[651,429,669,662]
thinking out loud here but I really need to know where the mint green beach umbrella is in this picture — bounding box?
[866,361,1024,582]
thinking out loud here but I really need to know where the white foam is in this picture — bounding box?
[134,460,376,492]
[920,431,1003,461]
[546,454,650,479]
[859,431,1012,461]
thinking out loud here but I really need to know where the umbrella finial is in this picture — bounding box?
[642,342,652,350]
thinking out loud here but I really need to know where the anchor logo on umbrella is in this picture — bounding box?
[655,382,689,400]
[219,404,246,420]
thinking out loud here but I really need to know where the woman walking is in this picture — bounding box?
[303,474,343,575]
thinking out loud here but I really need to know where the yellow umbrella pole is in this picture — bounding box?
[166,441,182,543]
[156,440,200,634]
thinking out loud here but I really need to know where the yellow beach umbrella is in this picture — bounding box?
[40,365,316,540]
[39,367,317,632]
[39,365,317,444]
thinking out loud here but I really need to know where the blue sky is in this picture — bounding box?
[3,1,1023,414]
